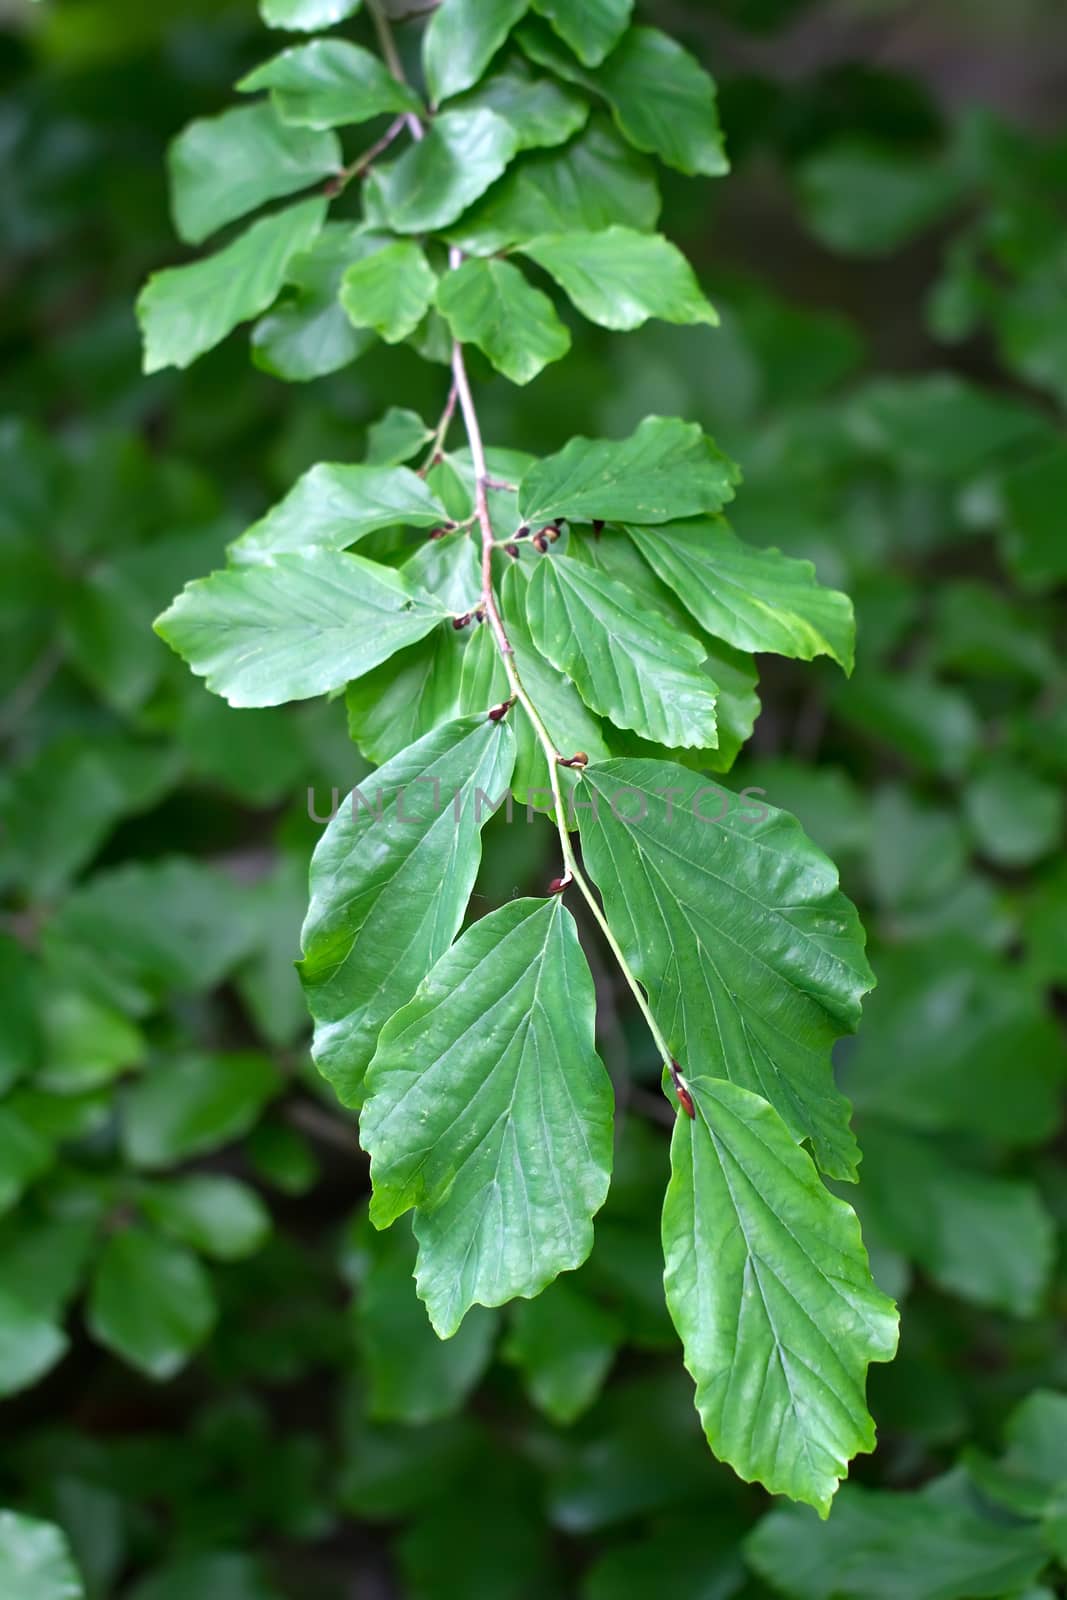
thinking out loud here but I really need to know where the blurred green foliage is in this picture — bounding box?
[1,0,1065,1595]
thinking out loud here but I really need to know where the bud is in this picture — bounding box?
[487,698,515,723]
[452,612,471,630]
[505,542,520,559]
[532,532,548,553]
[547,874,572,895]
[670,1059,696,1119]
[558,751,588,770]
[517,524,531,539]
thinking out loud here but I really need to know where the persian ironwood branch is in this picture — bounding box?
[327,114,406,194]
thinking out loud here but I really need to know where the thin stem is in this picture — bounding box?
[419,380,458,473]
[330,114,407,193]
[447,258,675,1080]
[367,0,424,139]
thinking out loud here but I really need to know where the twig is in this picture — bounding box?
[368,0,425,139]
[419,380,458,474]
[328,115,407,194]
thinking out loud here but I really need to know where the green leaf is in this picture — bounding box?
[0,734,179,899]
[519,227,717,331]
[46,859,255,1014]
[299,715,516,1106]
[423,0,530,104]
[39,987,143,1093]
[857,1122,1055,1317]
[435,258,571,384]
[0,1106,53,1214]
[452,56,589,151]
[138,196,327,373]
[503,1279,621,1424]
[521,22,727,177]
[529,0,633,66]
[664,1077,897,1513]
[626,519,856,672]
[238,40,421,129]
[831,670,980,778]
[1001,444,1067,591]
[0,1512,84,1600]
[841,943,1063,1146]
[798,141,960,257]
[362,897,614,1335]
[122,1052,280,1168]
[525,553,718,747]
[260,0,362,27]
[518,417,739,527]
[155,550,448,707]
[366,406,434,466]
[129,1554,281,1600]
[578,760,873,1179]
[168,102,339,246]
[352,1216,497,1424]
[369,110,520,234]
[847,373,1050,479]
[252,223,382,382]
[0,1290,69,1397]
[231,460,446,563]
[747,1483,1047,1599]
[346,631,466,765]
[0,936,40,1094]
[140,1175,272,1262]
[340,241,438,344]
[450,115,660,255]
[593,26,728,176]
[964,759,1062,868]
[88,1227,216,1380]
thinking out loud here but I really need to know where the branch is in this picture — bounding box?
[446,248,676,1082]
[363,6,679,1093]
[327,115,407,195]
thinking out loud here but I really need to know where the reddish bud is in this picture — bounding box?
[517,525,531,539]
[505,542,520,559]
[488,698,515,723]
[670,1059,696,1119]
[532,533,548,553]
[547,873,572,895]
[428,526,448,540]
[452,612,471,630]
[558,751,588,770]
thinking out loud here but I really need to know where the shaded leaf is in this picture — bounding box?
[748,1483,1046,1599]
[352,1216,497,1424]
[88,1228,216,1380]
[122,1052,280,1168]
[141,1175,272,1262]
[252,223,382,381]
